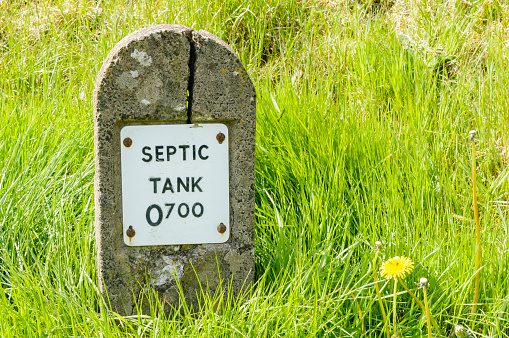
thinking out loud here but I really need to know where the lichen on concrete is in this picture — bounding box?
[131,49,153,66]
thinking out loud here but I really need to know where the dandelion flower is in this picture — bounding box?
[380,256,414,279]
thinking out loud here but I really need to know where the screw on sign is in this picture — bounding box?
[216,132,225,144]
[126,225,135,238]
[217,222,227,234]
[123,137,132,147]
[94,24,255,315]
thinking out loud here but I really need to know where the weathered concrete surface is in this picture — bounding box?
[190,30,256,297]
[93,25,255,315]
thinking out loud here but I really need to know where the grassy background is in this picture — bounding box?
[0,0,508,336]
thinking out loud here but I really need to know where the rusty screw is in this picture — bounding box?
[217,222,227,234]
[126,225,136,238]
[123,137,133,147]
[216,132,225,144]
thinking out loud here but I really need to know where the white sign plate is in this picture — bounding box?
[120,124,229,246]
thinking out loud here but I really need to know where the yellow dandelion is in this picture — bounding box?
[380,256,414,280]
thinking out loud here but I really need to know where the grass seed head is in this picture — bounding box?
[454,324,467,338]
[417,277,428,289]
[469,130,477,141]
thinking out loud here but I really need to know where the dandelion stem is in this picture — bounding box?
[423,287,432,338]
[393,279,398,334]
[471,137,481,314]
[398,279,441,335]
[373,251,390,338]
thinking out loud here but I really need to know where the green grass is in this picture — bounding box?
[1,0,508,336]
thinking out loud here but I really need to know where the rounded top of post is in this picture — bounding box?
[93,24,255,124]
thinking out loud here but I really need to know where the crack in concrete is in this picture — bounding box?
[186,34,197,124]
